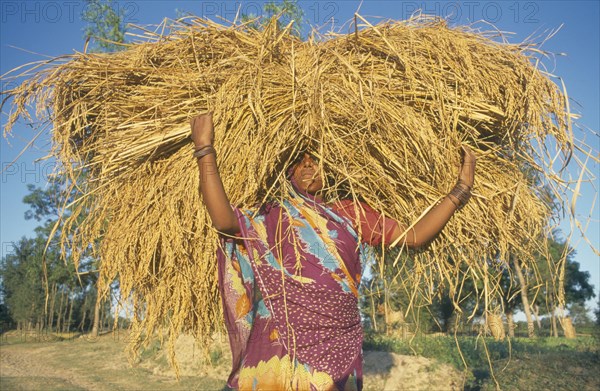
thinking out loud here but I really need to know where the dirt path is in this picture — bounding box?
[1,343,100,390]
[0,333,223,390]
[1,333,465,390]
[363,351,466,390]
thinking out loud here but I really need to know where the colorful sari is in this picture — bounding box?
[217,181,397,390]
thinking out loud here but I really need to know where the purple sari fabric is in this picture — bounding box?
[217,181,396,390]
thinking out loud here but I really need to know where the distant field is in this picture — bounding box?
[1,330,598,390]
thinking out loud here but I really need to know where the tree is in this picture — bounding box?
[532,236,596,336]
[82,0,128,52]
[499,261,522,338]
[512,254,536,337]
[0,302,14,332]
[0,237,46,331]
[0,179,100,335]
[563,250,595,306]
[568,302,593,327]
[594,296,600,327]
[241,0,305,38]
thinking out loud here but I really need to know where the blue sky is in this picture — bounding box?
[1,1,598,313]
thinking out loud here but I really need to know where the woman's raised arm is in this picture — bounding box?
[390,146,476,248]
[191,113,240,235]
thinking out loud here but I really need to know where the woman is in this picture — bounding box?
[191,113,475,390]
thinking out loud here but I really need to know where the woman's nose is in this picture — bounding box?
[302,154,312,166]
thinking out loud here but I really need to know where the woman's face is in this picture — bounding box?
[290,153,324,195]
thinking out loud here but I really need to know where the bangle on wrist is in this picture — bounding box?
[194,144,213,150]
[456,179,472,191]
[447,194,461,209]
[193,145,216,159]
[448,181,472,210]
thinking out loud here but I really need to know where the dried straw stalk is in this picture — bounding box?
[1,15,585,371]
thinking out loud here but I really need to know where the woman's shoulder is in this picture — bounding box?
[330,199,364,220]
[331,198,354,209]
[258,202,278,214]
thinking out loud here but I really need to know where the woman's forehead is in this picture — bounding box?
[291,151,318,164]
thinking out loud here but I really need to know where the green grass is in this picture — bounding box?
[363,331,600,390]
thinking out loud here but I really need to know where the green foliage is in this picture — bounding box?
[564,252,595,306]
[82,0,127,52]
[241,0,305,39]
[595,296,600,326]
[360,233,595,340]
[534,235,595,311]
[1,182,68,329]
[0,237,47,327]
[0,302,14,331]
[360,249,485,336]
[23,183,61,223]
[0,179,101,333]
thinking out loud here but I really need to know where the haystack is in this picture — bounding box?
[1,15,581,369]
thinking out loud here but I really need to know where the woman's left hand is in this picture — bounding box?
[458,145,476,188]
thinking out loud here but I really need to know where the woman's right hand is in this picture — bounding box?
[190,112,214,148]
[458,145,476,188]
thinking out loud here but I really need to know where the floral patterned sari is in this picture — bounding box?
[217,182,397,390]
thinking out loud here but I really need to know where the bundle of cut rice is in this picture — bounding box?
[2,15,585,371]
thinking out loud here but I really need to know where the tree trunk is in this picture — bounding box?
[99,299,106,334]
[56,286,65,333]
[562,316,577,338]
[555,303,576,338]
[447,311,460,334]
[487,312,505,340]
[61,290,69,333]
[383,280,390,336]
[532,304,542,330]
[369,289,378,332]
[513,257,535,338]
[91,287,103,337]
[79,294,88,332]
[506,311,515,338]
[48,283,57,332]
[66,289,74,334]
[34,317,39,334]
[551,306,559,337]
[28,302,37,332]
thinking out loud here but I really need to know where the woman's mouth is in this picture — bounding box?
[301,172,316,181]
